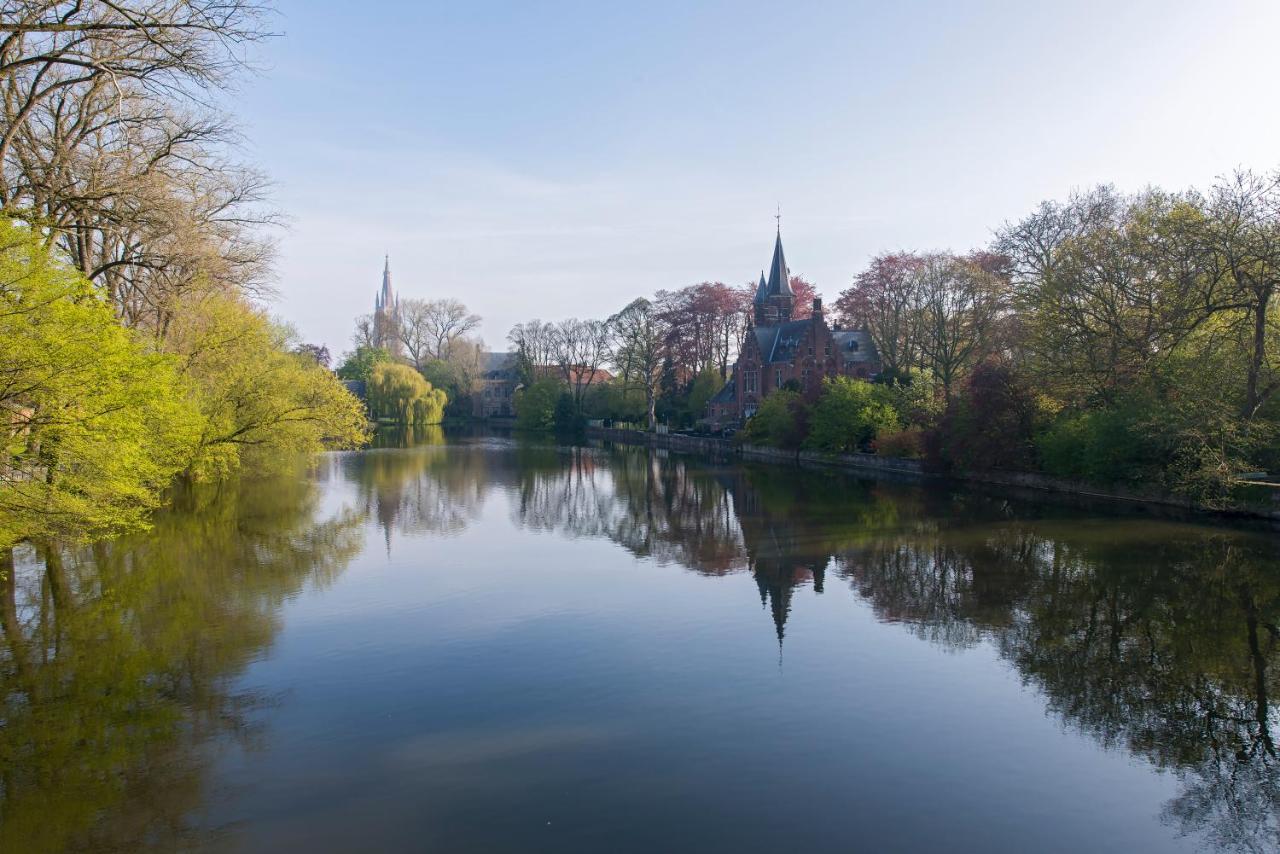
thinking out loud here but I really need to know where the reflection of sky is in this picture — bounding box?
[191,440,1217,852]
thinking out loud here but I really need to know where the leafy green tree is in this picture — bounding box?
[515,379,562,432]
[336,346,391,383]
[805,377,900,453]
[685,368,723,426]
[0,220,202,550]
[166,295,369,478]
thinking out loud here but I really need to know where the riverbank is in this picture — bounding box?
[586,426,1280,522]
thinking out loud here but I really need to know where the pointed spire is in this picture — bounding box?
[765,231,792,297]
[380,254,394,312]
[753,270,768,303]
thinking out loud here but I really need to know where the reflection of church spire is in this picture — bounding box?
[755,569,793,646]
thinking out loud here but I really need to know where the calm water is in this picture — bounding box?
[3,430,1280,853]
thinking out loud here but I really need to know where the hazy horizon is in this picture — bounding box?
[236,0,1280,354]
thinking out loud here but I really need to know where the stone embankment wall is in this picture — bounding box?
[585,427,1280,521]
[590,427,735,458]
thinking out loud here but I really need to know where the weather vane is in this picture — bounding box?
[775,204,781,232]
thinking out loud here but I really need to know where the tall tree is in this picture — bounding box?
[835,253,924,383]
[998,186,1220,406]
[608,298,664,429]
[916,252,1006,402]
[552,317,610,412]
[1198,170,1280,421]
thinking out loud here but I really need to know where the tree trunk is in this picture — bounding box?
[1244,285,1271,420]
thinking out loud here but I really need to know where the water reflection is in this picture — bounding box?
[4,433,1280,852]
[0,470,364,854]
[348,426,489,548]
[353,437,1280,851]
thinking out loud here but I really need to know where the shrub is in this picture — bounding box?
[1036,395,1252,506]
[805,377,900,453]
[874,428,924,458]
[515,379,561,432]
[744,390,807,449]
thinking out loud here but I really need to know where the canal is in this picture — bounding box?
[3,429,1278,852]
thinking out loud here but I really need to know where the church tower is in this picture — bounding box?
[753,229,794,326]
[373,255,402,355]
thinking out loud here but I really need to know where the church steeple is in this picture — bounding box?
[753,227,794,325]
[380,255,394,310]
[764,231,791,298]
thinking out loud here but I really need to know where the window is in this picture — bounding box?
[824,342,831,356]
[744,370,758,394]
[849,340,859,352]
[775,367,784,388]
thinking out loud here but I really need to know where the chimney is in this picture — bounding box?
[812,297,823,315]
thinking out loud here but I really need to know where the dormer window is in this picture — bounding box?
[848,340,859,352]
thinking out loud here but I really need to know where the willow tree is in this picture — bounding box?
[368,363,447,426]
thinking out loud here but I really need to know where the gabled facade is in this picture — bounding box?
[707,229,881,428]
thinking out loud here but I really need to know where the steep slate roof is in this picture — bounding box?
[753,271,768,303]
[832,329,878,364]
[482,351,518,376]
[753,319,813,364]
[709,381,736,404]
[763,232,792,297]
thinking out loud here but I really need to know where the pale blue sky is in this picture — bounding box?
[235,0,1280,354]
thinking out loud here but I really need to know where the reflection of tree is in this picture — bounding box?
[520,440,1280,848]
[516,446,913,640]
[999,533,1280,854]
[0,473,363,854]
[346,426,490,548]
[835,520,1280,853]
[515,447,746,573]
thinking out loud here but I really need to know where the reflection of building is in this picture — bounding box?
[373,256,402,356]
[475,352,520,418]
[707,229,880,428]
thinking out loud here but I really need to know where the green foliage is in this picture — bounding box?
[0,220,202,547]
[744,390,807,449]
[367,363,447,426]
[336,346,390,383]
[875,374,943,427]
[686,369,723,423]
[805,377,901,453]
[581,380,647,424]
[167,295,370,479]
[1036,391,1252,506]
[553,392,581,433]
[515,379,562,432]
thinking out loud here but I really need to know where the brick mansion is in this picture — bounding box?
[707,229,879,427]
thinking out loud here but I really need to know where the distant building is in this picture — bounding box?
[474,352,520,418]
[707,228,879,428]
[373,255,402,356]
